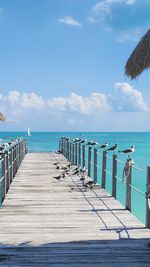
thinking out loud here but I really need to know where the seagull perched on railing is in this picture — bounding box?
[86,141,98,146]
[80,139,87,144]
[99,142,108,149]
[107,144,118,152]
[119,146,135,157]
[74,138,81,142]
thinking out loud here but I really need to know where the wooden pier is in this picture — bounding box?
[0,152,150,266]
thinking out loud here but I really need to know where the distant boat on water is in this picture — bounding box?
[27,127,31,137]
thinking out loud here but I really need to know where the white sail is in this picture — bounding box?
[28,127,31,136]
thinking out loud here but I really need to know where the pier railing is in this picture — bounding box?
[59,137,150,229]
[0,139,27,204]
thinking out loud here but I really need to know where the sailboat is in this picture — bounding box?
[27,127,31,137]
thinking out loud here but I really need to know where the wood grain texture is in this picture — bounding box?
[0,152,149,266]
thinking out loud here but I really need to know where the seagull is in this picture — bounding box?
[84,181,96,189]
[119,146,135,156]
[72,167,78,172]
[53,171,68,180]
[55,150,61,154]
[107,144,118,152]
[53,175,62,180]
[61,166,69,170]
[73,169,81,175]
[99,142,108,149]
[74,138,81,142]
[61,136,66,139]
[80,139,87,144]
[54,162,60,165]
[80,175,86,186]
[80,167,87,180]
[81,166,87,173]
[86,141,98,146]
[67,163,72,168]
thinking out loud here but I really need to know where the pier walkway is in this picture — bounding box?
[0,152,150,266]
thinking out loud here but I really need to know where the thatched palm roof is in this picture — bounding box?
[0,112,5,122]
[125,29,150,79]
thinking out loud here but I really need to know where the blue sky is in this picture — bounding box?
[0,0,150,131]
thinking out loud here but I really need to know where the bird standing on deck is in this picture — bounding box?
[80,167,87,180]
[84,181,96,189]
[73,168,81,175]
[107,144,118,153]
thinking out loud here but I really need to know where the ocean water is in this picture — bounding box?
[0,131,150,224]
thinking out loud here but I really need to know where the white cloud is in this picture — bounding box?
[0,83,149,127]
[91,0,136,18]
[88,0,146,43]
[91,1,112,20]
[8,91,45,109]
[59,16,82,27]
[114,82,149,111]
[47,92,111,114]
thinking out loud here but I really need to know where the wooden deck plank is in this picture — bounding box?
[0,152,149,266]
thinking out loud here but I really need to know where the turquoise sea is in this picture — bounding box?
[1,131,150,225]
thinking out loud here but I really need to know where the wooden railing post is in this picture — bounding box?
[82,145,85,168]
[78,143,81,167]
[72,143,75,164]
[14,145,17,175]
[66,141,69,160]
[126,164,132,211]
[70,143,72,163]
[25,140,28,154]
[1,153,6,202]
[18,142,21,166]
[16,143,19,170]
[94,148,97,183]
[5,151,10,192]
[59,139,61,152]
[69,142,71,162]
[23,141,25,159]
[102,151,107,188]
[10,148,13,183]
[75,143,78,165]
[64,140,66,157]
[62,140,64,155]
[112,154,117,198]
[63,140,66,156]
[88,147,92,177]
[146,166,150,228]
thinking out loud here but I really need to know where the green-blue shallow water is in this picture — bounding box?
[0,131,150,225]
